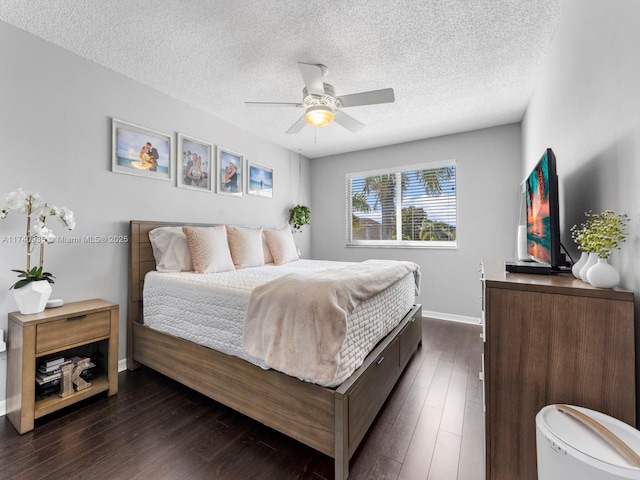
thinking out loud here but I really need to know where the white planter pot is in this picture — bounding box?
[12,280,52,314]
[571,251,589,279]
[587,258,620,289]
[579,252,598,282]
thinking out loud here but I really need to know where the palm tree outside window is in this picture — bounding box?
[346,160,456,247]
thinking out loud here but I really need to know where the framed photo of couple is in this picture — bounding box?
[217,148,243,197]
[111,118,173,181]
[177,134,213,192]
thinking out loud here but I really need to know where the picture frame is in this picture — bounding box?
[177,133,213,192]
[247,161,273,198]
[111,118,173,181]
[217,148,243,197]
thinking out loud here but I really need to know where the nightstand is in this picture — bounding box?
[6,299,119,434]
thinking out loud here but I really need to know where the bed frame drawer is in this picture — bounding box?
[399,314,422,369]
[348,338,400,452]
[36,311,111,354]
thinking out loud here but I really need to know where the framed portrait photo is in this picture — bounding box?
[217,148,243,197]
[247,161,273,198]
[177,134,213,192]
[111,118,172,181]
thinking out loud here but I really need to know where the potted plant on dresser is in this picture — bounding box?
[1,188,75,314]
[571,210,628,288]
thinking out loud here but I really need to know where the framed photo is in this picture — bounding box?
[111,118,172,181]
[247,161,273,198]
[217,148,243,196]
[177,134,213,192]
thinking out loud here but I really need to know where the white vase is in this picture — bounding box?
[572,251,589,279]
[579,252,598,282]
[12,280,52,314]
[587,258,620,289]
[517,225,528,261]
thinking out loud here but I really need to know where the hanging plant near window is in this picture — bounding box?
[289,205,310,232]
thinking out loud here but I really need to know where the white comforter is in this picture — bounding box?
[143,259,417,386]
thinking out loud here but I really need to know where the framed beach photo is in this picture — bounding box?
[217,148,243,197]
[111,118,172,181]
[247,161,273,198]
[177,134,213,192]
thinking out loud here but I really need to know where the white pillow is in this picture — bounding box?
[263,225,299,265]
[226,226,265,269]
[262,231,274,264]
[148,226,193,272]
[182,225,235,273]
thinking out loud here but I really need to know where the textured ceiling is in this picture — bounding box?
[0,1,564,158]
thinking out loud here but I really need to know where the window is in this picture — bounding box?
[346,160,457,248]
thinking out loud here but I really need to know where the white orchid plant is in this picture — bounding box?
[1,188,75,289]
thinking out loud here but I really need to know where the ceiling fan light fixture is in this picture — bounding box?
[305,105,334,127]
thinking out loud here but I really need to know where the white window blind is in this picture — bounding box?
[346,160,457,248]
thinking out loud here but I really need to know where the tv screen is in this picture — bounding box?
[525,148,563,268]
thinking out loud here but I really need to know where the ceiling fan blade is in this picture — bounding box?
[334,110,365,133]
[245,101,302,107]
[297,62,325,96]
[286,114,308,134]
[337,88,395,108]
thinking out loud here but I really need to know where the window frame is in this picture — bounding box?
[345,159,457,249]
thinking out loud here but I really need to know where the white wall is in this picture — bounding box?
[310,123,522,319]
[523,0,640,296]
[522,0,640,415]
[0,21,310,409]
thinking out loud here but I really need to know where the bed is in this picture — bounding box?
[127,220,423,480]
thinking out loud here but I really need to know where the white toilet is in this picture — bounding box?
[536,405,640,480]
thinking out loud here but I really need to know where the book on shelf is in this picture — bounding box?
[38,356,95,375]
[38,364,65,375]
[36,371,61,384]
[40,358,66,373]
[44,357,66,369]
[35,359,97,397]
[36,358,96,384]
[36,379,62,397]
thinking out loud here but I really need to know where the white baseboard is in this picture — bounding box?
[118,358,128,372]
[422,310,481,325]
[0,399,5,418]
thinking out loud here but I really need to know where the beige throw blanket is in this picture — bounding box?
[243,259,420,385]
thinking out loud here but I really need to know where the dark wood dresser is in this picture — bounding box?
[481,259,636,480]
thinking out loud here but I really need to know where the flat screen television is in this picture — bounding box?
[525,148,566,270]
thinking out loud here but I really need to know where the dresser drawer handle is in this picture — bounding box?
[376,356,385,366]
[67,315,87,321]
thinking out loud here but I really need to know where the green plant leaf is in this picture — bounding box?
[10,279,32,290]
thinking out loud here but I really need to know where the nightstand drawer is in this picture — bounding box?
[36,311,111,354]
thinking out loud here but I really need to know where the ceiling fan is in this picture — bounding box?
[245,62,395,134]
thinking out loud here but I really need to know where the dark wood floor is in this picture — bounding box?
[0,318,484,480]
